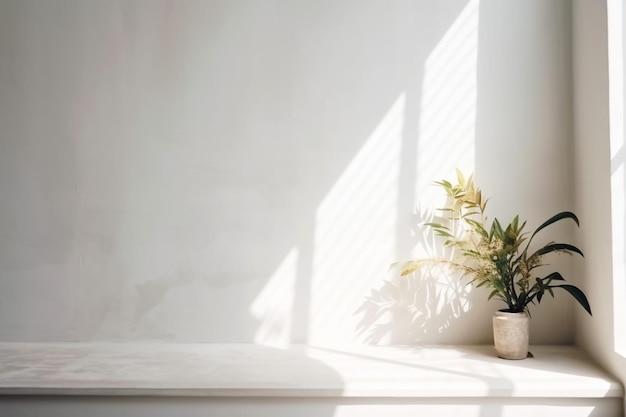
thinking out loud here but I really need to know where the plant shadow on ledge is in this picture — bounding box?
[391,170,592,360]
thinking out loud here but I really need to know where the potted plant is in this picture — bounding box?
[393,170,591,359]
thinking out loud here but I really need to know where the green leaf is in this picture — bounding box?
[455,168,466,186]
[516,292,527,307]
[465,219,488,237]
[476,280,489,288]
[390,260,422,276]
[461,211,480,218]
[554,284,592,315]
[523,211,580,254]
[511,215,519,232]
[490,218,504,240]
[424,222,446,228]
[531,243,584,258]
[434,230,455,239]
[488,288,502,301]
[541,272,565,283]
[539,211,580,230]
[434,180,452,189]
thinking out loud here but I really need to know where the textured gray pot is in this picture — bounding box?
[493,311,529,360]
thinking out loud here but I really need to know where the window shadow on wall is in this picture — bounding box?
[259,0,481,346]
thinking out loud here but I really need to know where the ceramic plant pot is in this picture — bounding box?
[492,310,529,360]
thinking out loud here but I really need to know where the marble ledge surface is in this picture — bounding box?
[0,343,622,398]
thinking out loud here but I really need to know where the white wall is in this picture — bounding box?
[572,0,626,409]
[475,0,577,344]
[0,0,578,345]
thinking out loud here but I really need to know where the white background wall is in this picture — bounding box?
[572,0,626,410]
[0,0,580,345]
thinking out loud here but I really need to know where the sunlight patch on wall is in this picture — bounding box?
[610,162,625,357]
[250,247,298,346]
[413,0,479,256]
[308,94,406,343]
[415,0,478,211]
[403,0,479,334]
[608,0,626,358]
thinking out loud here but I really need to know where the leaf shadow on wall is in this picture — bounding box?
[355,205,483,344]
[355,271,472,344]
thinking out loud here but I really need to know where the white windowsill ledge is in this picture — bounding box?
[0,343,622,399]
